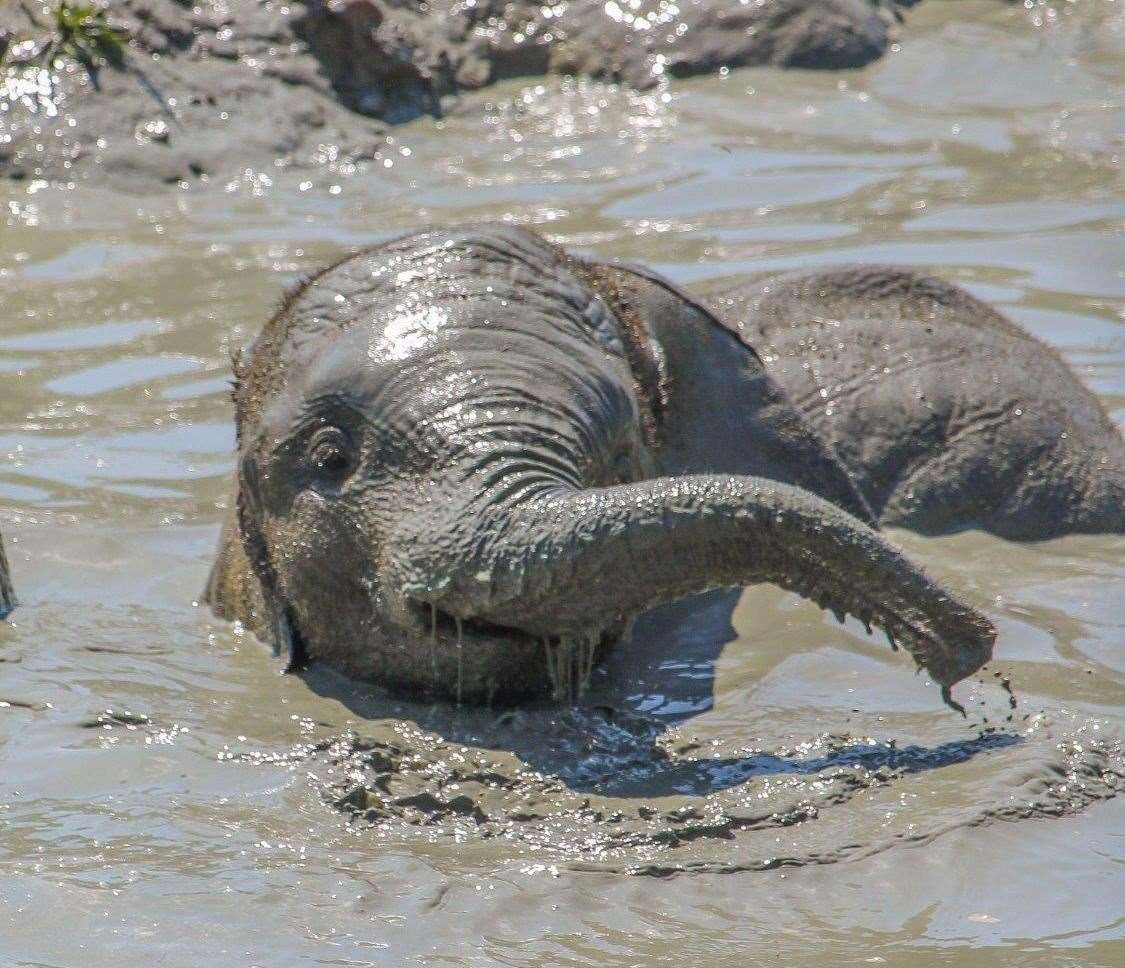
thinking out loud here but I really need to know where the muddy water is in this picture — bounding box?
[1,2,1123,964]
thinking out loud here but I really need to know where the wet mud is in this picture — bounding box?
[226,692,1121,876]
[2,0,910,186]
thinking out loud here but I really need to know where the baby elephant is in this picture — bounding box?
[204,225,1114,708]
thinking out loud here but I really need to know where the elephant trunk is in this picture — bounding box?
[408,475,995,703]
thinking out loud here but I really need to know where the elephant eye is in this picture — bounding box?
[306,426,353,483]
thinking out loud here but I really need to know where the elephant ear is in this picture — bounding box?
[202,465,308,673]
[0,534,16,619]
[580,260,877,526]
[237,460,309,673]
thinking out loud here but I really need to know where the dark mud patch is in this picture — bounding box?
[71,707,196,749]
[81,643,172,656]
[0,696,51,711]
[78,708,151,729]
[227,707,1122,875]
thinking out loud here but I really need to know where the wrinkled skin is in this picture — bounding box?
[0,534,14,619]
[206,225,996,706]
[707,267,1125,540]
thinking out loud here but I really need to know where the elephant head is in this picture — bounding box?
[219,226,994,707]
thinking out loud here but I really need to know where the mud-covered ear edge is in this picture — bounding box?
[0,534,17,620]
[236,453,308,673]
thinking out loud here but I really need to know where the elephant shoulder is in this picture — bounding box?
[719,264,1019,339]
[709,264,1125,537]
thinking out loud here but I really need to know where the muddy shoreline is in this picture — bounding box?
[1,0,919,186]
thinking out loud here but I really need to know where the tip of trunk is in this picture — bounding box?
[912,603,996,692]
[795,568,997,695]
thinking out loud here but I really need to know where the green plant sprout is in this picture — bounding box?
[43,2,127,70]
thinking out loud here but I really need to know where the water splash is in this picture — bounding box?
[267,707,1125,875]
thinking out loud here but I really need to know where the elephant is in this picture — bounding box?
[0,535,13,619]
[705,266,1125,540]
[204,223,1002,710]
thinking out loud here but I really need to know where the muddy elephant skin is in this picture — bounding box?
[707,267,1125,540]
[0,534,13,619]
[206,225,998,706]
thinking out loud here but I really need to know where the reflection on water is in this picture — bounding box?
[0,1,1123,964]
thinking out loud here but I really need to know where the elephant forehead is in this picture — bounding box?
[296,311,594,380]
[239,225,643,445]
[290,302,459,375]
[259,305,631,436]
[279,227,620,359]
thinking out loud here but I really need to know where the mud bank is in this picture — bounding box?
[0,0,908,186]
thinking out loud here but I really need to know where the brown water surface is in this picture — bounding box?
[1,2,1123,964]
